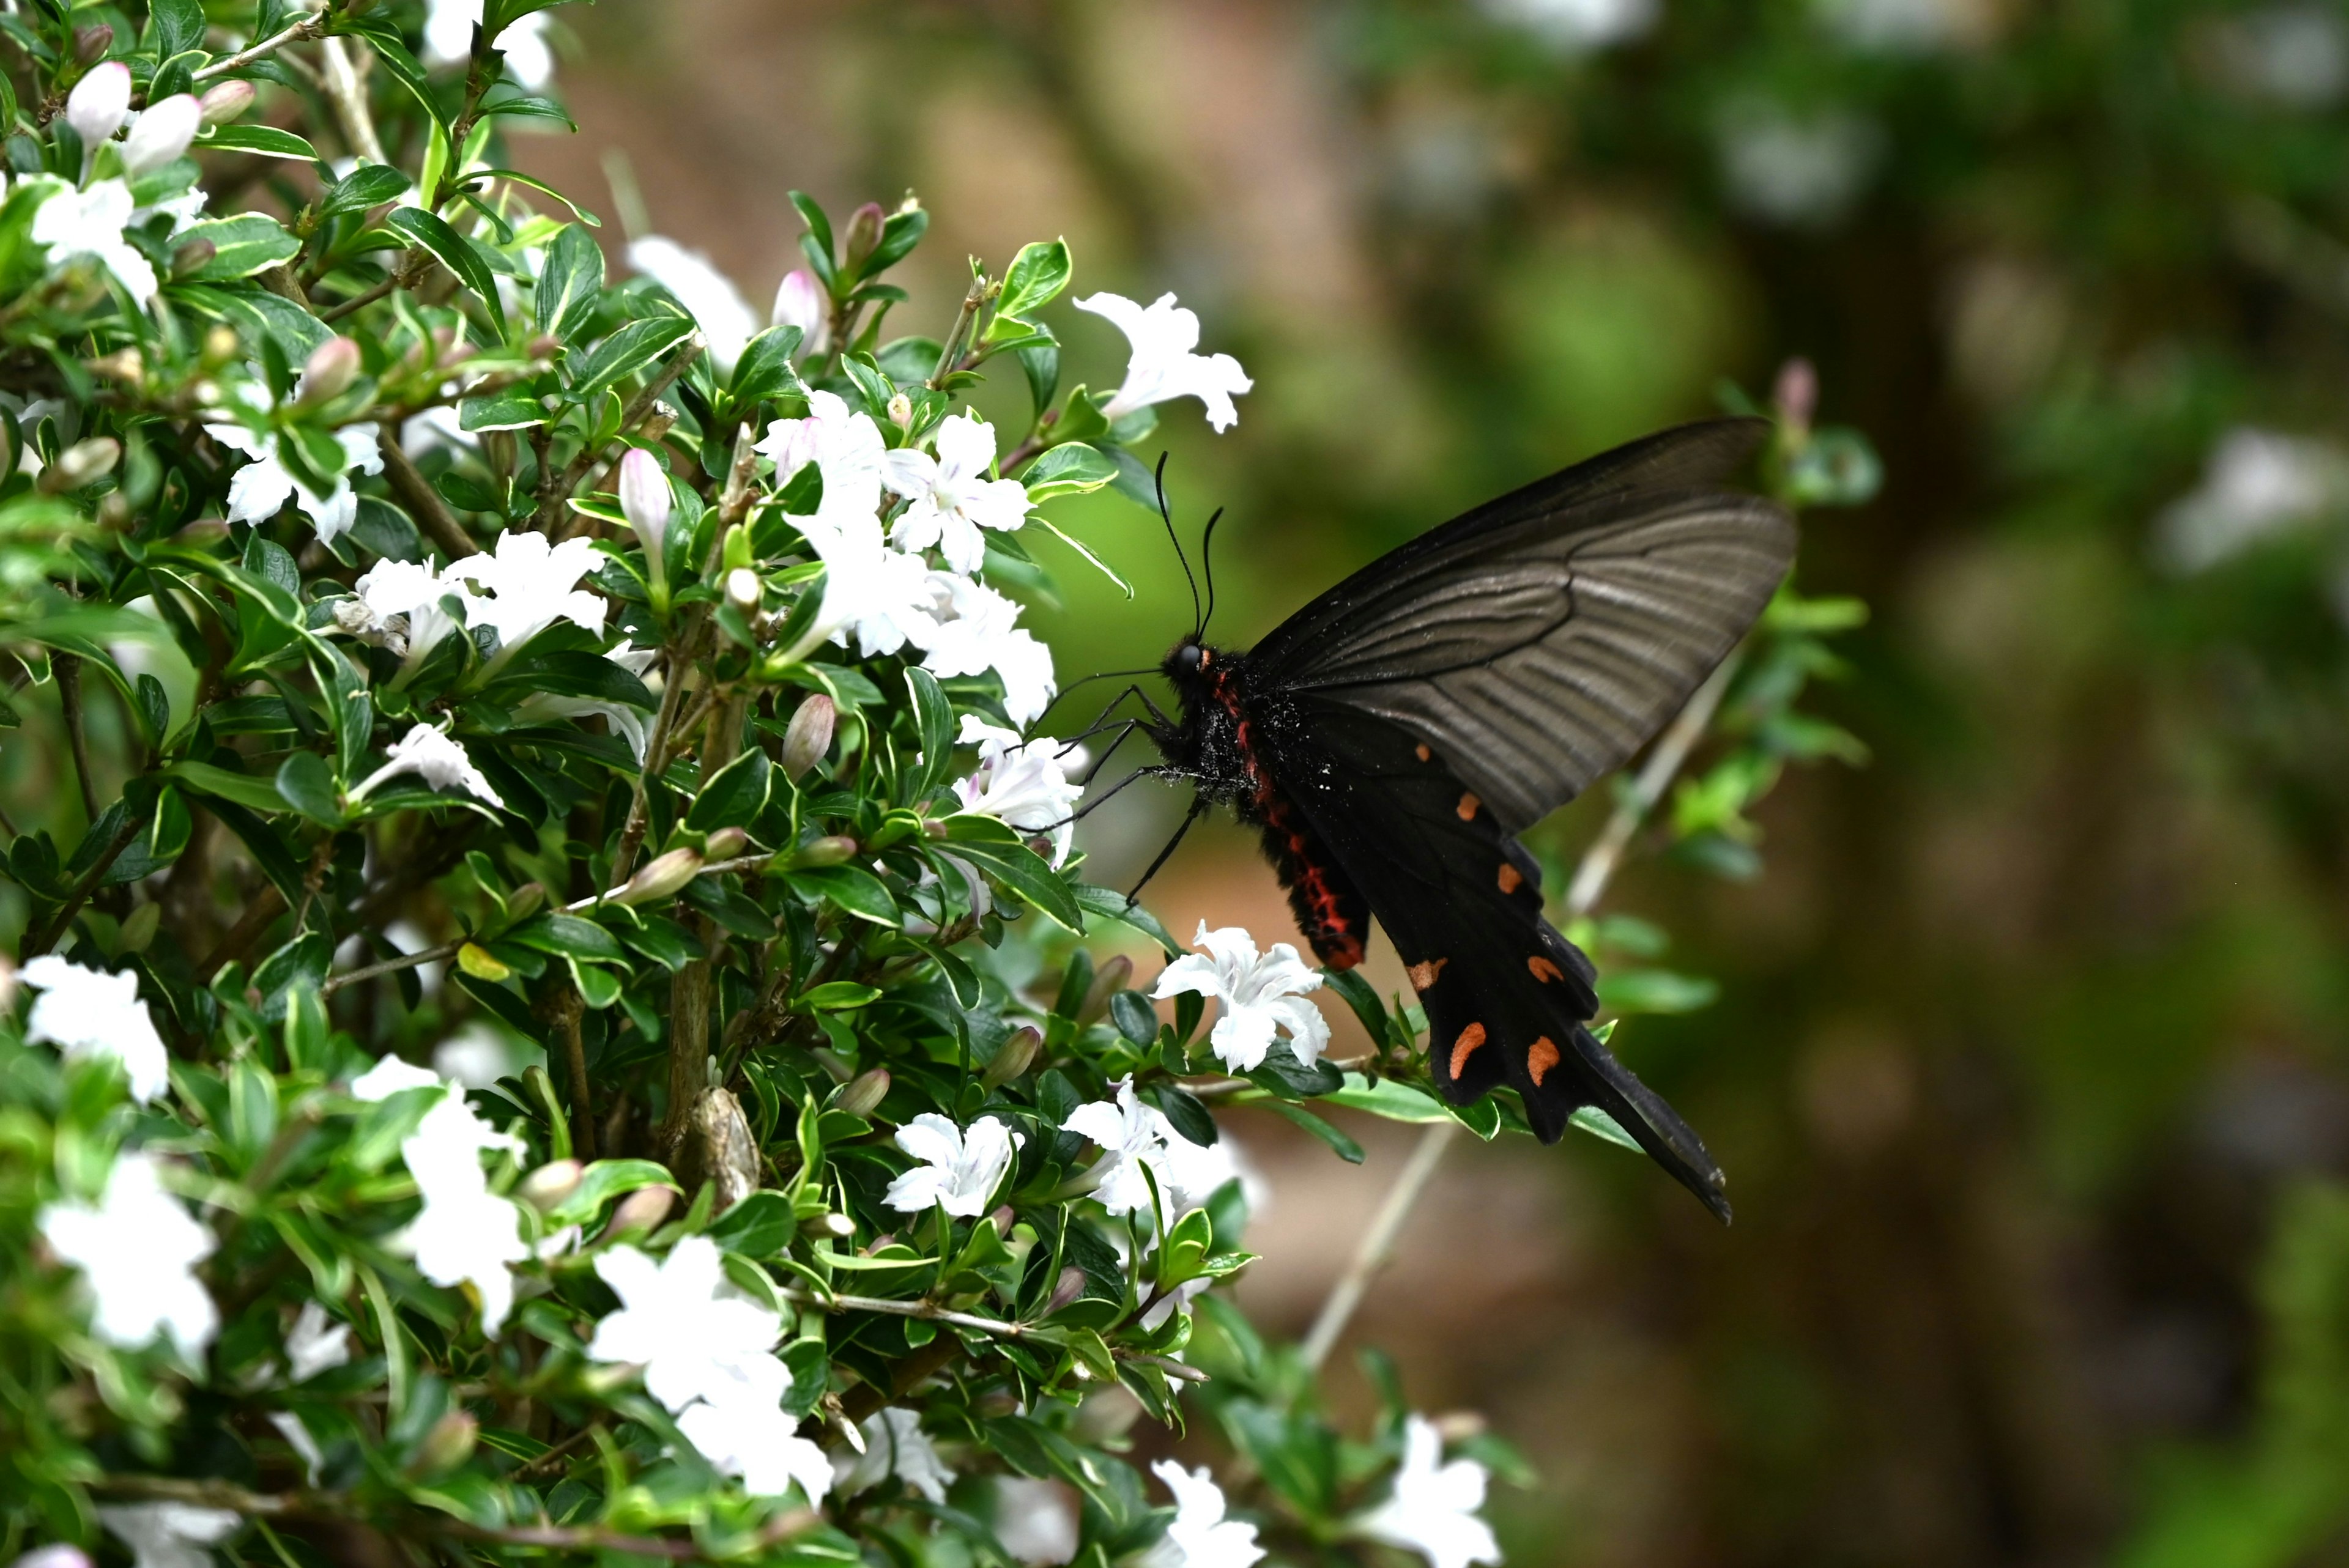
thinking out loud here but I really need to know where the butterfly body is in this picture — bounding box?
[1144,420,1796,1222]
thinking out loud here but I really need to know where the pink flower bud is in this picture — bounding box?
[517,1158,584,1211]
[198,79,256,126]
[1044,1264,1088,1317]
[599,1185,676,1240]
[771,268,826,339]
[702,827,749,860]
[617,447,670,558]
[1773,357,1818,436]
[618,846,702,905]
[982,1026,1041,1089]
[121,94,200,174]
[835,1067,890,1118]
[844,202,886,267]
[65,61,131,148]
[169,237,214,278]
[39,436,119,493]
[73,24,113,64]
[297,336,362,404]
[793,835,858,868]
[1077,956,1132,1026]
[781,692,834,778]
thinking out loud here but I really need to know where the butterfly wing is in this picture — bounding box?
[1256,698,1731,1222]
[1244,419,1794,833]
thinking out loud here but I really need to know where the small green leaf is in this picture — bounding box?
[535,221,604,339]
[317,164,412,220]
[996,237,1072,322]
[566,313,695,404]
[685,747,771,833]
[1263,1100,1364,1163]
[1022,441,1117,502]
[507,912,626,963]
[274,751,342,825]
[198,124,321,162]
[176,215,302,281]
[545,1159,678,1227]
[387,205,508,337]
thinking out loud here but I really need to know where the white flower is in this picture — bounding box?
[1148,1460,1265,1568]
[19,955,171,1103]
[881,413,1035,574]
[589,1238,788,1413]
[443,530,607,656]
[675,1385,835,1502]
[772,267,827,346]
[954,734,1083,867]
[352,1056,529,1331]
[1353,1416,1503,1568]
[347,557,469,663]
[122,95,201,176]
[1152,923,1329,1073]
[2156,427,2349,573]
[39,1150,217,1358]
[67,62,132,148]
[1716,103,1883,229]
[759,389,888,520]
[618,446,672,561]
[352,723,503,808]
[516,643,661,761]
[269,1410,325,1483]
[1074,292,1252,433]
[1138,1274,1212,1333]
[787,512,941,661]
[94,1504,239,1568]
[284,1300,352,1382]
[1481,0,1656,50]
[349,1054,443,1100]
[207,421,384,545]
[32,179,157,305]
[885,1114,1022,1216]
[629,235,758,372]
[833,1407,958,1504]
[423,0,554,87]
[919,573,1056,727]
[1150,1119,1255,1221]
[995,1477,1082,1566]
[1061,1076,1172,1219]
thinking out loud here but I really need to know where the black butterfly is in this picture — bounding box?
[1129,418,1795,1222]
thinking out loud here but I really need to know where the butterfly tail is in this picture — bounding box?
[1548,1023,1732,1225]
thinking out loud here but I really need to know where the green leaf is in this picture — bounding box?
[1264,1100,1364,1162]
[1022,441,1117,502]
[707,1190,795,1258]
[1570,1105,1644,1153]
[1243,1040,1343,1101]
[796,981,882,1012]
[1321,1073,1449,1124]
[274,751,342,825]
[457,387,547,431]
[507,912,626,963]
[387,205,508,338]
[1071,883,1180,957]
[171,759,297,816]
[685,747,771,833]
[146,0,206,60]
[545,1159,678,1227]
[566,312,695,404]
[197,124,321,162]
[1595,967,1720,1015]
[934,815,1083,931]
[786,865,900,928]
[177,215,301,281]
[904,666,952,802]
[789,191,835,278]
[996,238,1072,322]
[535,221,603,339]
[317,163,412,220]
[1109,989,1159,1046]
[729,325,804,406]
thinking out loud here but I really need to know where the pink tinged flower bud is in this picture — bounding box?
[1077,956,1132,1026]
[1773,357,1818,437]
[793,835,857,868]
[66,61,132,147]
[619,846,702,905]
[121,93,200,174]
[844,202,886,268]
[771,268,825,337]
[1044,1264,1088,1317]
[407,1411,478,1478]
[886,392,913,429]
[198,79,256,126]
[73,25,113,64]
[297,336,363,404]
[599,1185,675,1241]
[702,827,749,860]
[39,436,120,492]
[725,567,761,612]
[169,237,214,278]
[517,1158,584,1211]
[781,693,835,778]
[982,1025,1041,1089]
[617,447,670,558]
[835,1067,890,1119]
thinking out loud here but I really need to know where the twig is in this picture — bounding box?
[55,654,100,826]
[929,273,991,391]
[197,884,288,980]
[531,335,703,534]
[23,807,146,957]
[316,36,387,166]
[1296,653,1745,1374]
[317,853,776,994]
[607,612,708,883]
[543,976,595,1158]
[191,14,330,84]
[317,262,412,324]
[376,429,479,560]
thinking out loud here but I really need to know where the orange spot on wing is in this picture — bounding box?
[1449,1023,1487,1079]
[1415,743,1432,762]
[1527,955,1563,983]
[1527,1035,1560,1085]
[1456,793,1480,821]
[1497,862,1523,894]
[1408,958,1448,992]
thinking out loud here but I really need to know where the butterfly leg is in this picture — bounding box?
[1126,795,1209,904]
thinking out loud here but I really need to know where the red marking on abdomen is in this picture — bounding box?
[1213,669,1365,969]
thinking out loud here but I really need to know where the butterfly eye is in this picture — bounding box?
[1178,645,1203,672]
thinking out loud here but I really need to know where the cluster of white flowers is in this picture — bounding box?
[1152,922,1330,1073]
[344,528,609,665]
[210,421,385,547]
[351,1056,532,1331]
[37,1149,217,1359]
[349,721,503,808]
[588,1235,833,1501]
[19,955,172,1102]
[954,719,1085,866]
[18,64,207,310]
[885,1112,1023,1216]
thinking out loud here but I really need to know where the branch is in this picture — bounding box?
[532,335,703,534]
[55,653,100,826]
[376,429,479,560]
[23,805,147,957]
[1296,653,1745,1374]
[191,14,330,84]
[316,36,387,166]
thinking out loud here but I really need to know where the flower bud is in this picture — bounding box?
[843,202,886,268]
[599,1184,675,1240]
[801,1211,856,1238]
[505,882,548,922]
[0,955,19,1018]
[617,446,670,560]
[618,846,702,905]
[725,566,761,612]
[65,61,130,147]
[201,324,240,365]
[95,492,132,531]
[1077,956,1131,1026]
[517,1158,584,1211]
[793,835,856,868]
[297,336,362,405]
[39,436,119,493]
[781,693,835,779]
[170,237,216,279]
[972,1386,1021,1419]
[771,268,825,339]
[86,348,141,383]
[1044,1263,1088,1317]
[407,1411,477,1478]
[525,333,562,361]
[1773,357,1817,438]
[121,94,200,175]
[886,391,912,429]
[198,79,256,126]
[982,1026,1040,1090]
[702,827,749,860]
[16,1545,94,1568]
[834,1067,890,1119]
[74,25,114,65]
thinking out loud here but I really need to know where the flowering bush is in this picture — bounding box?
[0,5,1875,1568]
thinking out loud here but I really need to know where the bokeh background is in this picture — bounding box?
[511,2,2349,1564]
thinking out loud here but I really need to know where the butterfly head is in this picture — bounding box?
[1161,638,1222,698]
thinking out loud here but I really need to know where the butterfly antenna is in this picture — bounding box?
[1198,507,1226,639]
[1155,451,1203,637]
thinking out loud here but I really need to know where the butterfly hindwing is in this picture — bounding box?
[1256,700,1731,1221]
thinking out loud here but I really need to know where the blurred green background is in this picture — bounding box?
[514,1,2349,1562]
